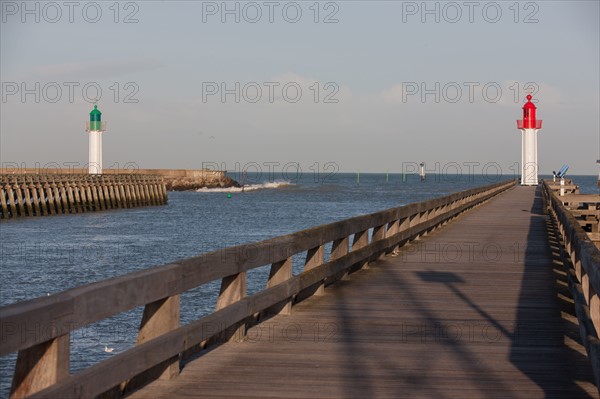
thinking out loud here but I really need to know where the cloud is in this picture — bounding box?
[380,83,408,104]
[30,58,164,80]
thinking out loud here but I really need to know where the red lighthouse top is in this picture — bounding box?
[517,94,542,130]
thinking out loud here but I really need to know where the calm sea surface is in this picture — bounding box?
[0,173,597,396]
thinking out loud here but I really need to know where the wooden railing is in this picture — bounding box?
[543,180,600,387]
[0,174,168,219]
[0,179,515,398]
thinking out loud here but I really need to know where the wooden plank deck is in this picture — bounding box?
[128,186,598,399]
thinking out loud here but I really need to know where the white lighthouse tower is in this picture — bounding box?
[86,105,106,174]
[516,95,542,185]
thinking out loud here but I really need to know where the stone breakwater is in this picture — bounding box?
[145,169,241,191]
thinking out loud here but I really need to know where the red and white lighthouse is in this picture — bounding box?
[516,94,542,185]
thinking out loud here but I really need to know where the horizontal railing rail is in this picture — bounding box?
[0,179,515,399]
[542,180,600,388]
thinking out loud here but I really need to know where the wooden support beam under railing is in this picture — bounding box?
[10,335,70,399]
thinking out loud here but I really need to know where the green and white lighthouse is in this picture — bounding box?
[85,105,106,174]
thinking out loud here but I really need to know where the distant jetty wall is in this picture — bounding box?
[0,168,240,219]
[0,168,239,191]
[0,173,167,219]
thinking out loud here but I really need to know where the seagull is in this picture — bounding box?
[104,345,114,353]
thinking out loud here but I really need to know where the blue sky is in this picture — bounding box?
[1,1,599,175]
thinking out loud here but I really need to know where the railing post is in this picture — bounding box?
[121,296,181,395]
[440,203,450,224]
[330,237,349,260]
[352,230,369,269]
[266,257,293,315]
[10,334,70,399]
[304,245,325,295]
[399,216,410,232]
[216,272,247,342]
[418,209,430,238]
[137,296,180,378]
[371,223,387,260]
[386,220,400,254]
[409,211,420,228]
[435,204,443,219]
[328,237,350,283]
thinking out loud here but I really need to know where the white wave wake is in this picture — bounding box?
[195,181,294,193]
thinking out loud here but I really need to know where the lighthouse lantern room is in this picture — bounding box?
[86,105,106,174]
[516,95,542,185]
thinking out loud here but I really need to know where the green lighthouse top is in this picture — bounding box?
[90,105,102,121]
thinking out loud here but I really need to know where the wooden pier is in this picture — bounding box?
[1,179,599,398]
[130,184,598,399]
[0,174,167,219]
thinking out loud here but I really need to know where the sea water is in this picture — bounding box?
[0,173,597,396]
